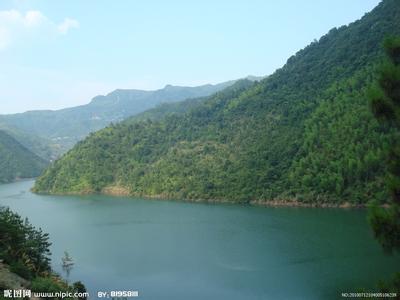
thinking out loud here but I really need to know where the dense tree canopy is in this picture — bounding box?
[368,36,400,252]
[34,0,400,205]
[0,81,238,159]
[0,206,51,279]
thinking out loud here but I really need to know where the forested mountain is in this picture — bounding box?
[34,0,400,205]
[0,131,47,183]
[130,79,256,123]
[0,80,242,157]
[0,123,57,161]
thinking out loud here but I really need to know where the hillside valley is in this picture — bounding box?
[0,130,47,183]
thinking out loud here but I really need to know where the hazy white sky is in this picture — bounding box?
[0,0,380,114]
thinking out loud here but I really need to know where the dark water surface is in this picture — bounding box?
[0,180,398,299]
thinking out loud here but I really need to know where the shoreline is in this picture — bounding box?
[0,177,37,185]
[31,186,373,209]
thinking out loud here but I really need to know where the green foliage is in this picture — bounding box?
[72,281,87,300]
[31,277,61,293]
[30,277,88,300]
[377,272,400,294]
[34,0,400,205]
[288,67,394,203]
[0,207,87,298]
[0,81,237,159]
[0,122,56,161]
[9,260,33,280]
[0,130,48,183]
[131,79,257,123]
[368,35,400,253]
[368,203,400,252]
[0,206,51,278]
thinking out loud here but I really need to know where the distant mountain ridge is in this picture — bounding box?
[0,78,261,159]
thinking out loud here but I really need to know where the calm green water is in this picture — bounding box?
[0,180,398,299]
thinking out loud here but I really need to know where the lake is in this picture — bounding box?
[0,180,398,299]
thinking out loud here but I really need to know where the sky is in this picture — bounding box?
[0,0,381,114]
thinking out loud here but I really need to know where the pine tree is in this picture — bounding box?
[368,36,400,252]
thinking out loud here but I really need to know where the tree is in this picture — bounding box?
[61,251,74,281]
[0,206,52,278]
[368,36,400,252]
[72,281,88,300]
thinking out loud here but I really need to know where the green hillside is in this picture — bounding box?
[34,0,400,205]
[130,79,256,123]
[0,123,59,161]
[0,80,241,156]
[0,131,47,183]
